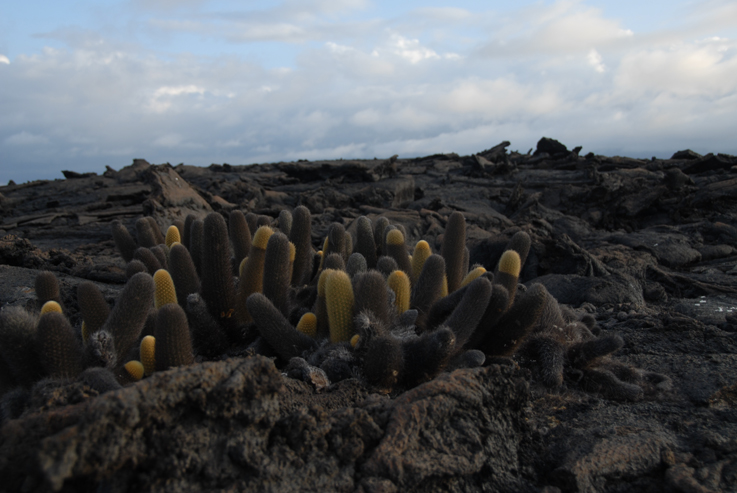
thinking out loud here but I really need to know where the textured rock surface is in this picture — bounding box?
[1,139,737,492]
[0,356,532,492]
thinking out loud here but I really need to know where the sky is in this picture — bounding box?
[1,0,736,184]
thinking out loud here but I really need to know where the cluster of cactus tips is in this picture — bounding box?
[1,206,664,416]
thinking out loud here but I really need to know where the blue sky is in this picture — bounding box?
[1,0,736,184]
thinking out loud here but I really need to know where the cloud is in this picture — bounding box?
[477,1,635,58]
[148,85,207,112]
[0,55,9,64]
[587,49,606,73]
[2,0,737,185]
[388,34,440,64]
[614,37,737,98]
[4,131,50,146]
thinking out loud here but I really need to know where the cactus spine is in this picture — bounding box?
[387,270,411,315]
[154,304,194,371]
[165,225,181,248]
[153,269,177,309]
[296,312,318,338]
[236,225,274,324]
[441,211,467,293]
[36,312,83,379]
[325,270,355,343]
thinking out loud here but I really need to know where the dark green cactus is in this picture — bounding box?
[289,206,313,287]
[189,218,205,277]
[400,327,456,388]
[468,285,509,349]
[182,214,196,251]
[78,367,122,394]
[146,216,166,245]
[229,210,252,270]
[376,256,399,278]
[169,243,200,308]
[245,212,259,235]
[353,270,393,327]
[517,334,565,386]
[0,307,43,387]
[135,217,158,248]
[112,220,137,262]
[443,276,492,352]
[346,252,367,278]
[247,293,317,361]
[200,212,238,337]
[568,334,624,369]
[102,272,154,363]
[133,247,162,275]
[277,209,293,236]
[362,335,403,392]
[257,215,272,229]
[150,244,169,271]
[410,254,446,330]
[322,253,345,272]
[441,211,467,293]
[34,271,62,311]
[125,259,148,278]
[355,216,378,269]
[36,312,84,379]
[262,232,292,316]
[503,231,532,269]
[478,283,546,356]
[325,223,347,261]
[77,281,110,336]
[185,293,230,358]
[154,303,194,371]
[373,216,390,256]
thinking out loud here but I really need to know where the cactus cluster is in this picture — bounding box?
[0,207,668,420]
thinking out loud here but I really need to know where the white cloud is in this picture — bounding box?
[479,2,636,57]
[4,132,50,146]
[587,49,606,73]
[148,85,206,113]
[2,0,737,185]
[0,55,9,65]
[614,38,737,98]
[388,34,439,64]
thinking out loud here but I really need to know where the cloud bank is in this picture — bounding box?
[1,0,736,183]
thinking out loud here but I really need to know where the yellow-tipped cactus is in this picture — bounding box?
[140,335,156,376]
[325,270,355,343]
[460,266,487,288]
[165,225,181,248]
[350,334,360,348]
[386,228,404,245]
[40,300,62,315]
[236,226,274,324]
[441,274,448,297]
[496,250,521,307]
[296,312,317,338]
[411,240,432,284]
[153,269,177,309]
[385,229,412,276]
[124,360,144,381]
[387,270,411,315]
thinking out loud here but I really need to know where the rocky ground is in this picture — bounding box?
[0,138,736,492]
